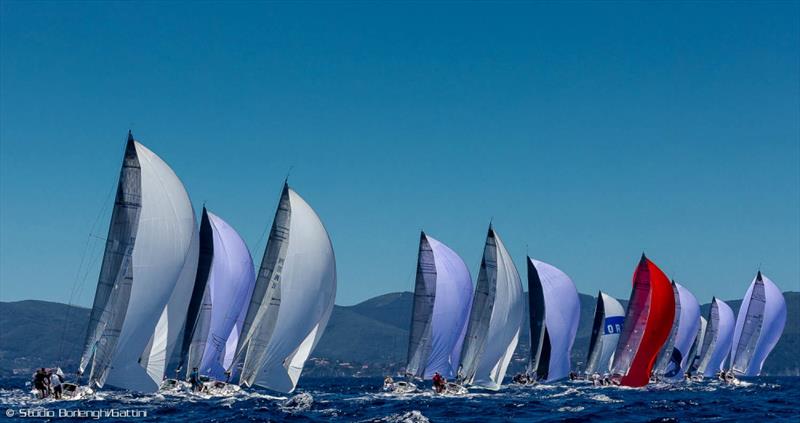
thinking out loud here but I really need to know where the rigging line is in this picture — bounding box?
[56,162,118,367]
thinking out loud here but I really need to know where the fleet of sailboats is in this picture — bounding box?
[72,133,336,397]
[57,132,790,399]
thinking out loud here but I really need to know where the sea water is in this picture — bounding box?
[1,376,797,422]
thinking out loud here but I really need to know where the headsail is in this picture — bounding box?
[80,133,198,392]
[696,297,735,377]
[584,291,625,376]
[730,272,786,376]
[458,227,524,390]
[526,259,580,382]
[235,184,337,393]
[610,254,675,387]
[405,233,473,379]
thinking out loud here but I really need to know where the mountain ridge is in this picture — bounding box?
[1,291,797,377]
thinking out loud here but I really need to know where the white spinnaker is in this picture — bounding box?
[252,189,336,393]
[471,232,524,390]
[103,142,198,392]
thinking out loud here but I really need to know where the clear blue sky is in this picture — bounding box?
[1,1,798,307]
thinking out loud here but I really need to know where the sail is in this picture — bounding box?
[406,233,473,379]
[527,259,580,382]
[195,211,256,380]
[584,292,624,375]
[459,227,524,390]
[687,316,706,374]
[406,234,437,378]
[181,209,217,375]
[458,228,497,384]
[527,258,546,376]
[242,187,336,393]
[730,272,786,376]
[668,283,700,377]
[82,135,198,392]
[232,184,291,381]
[654,282,681,376]
[697,298,734,376]
[79,136,142,379]
[659,283,700,379]
[610,254,675,387]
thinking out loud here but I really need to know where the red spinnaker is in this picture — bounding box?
[620,255,675,387]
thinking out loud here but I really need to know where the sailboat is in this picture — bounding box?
[609,254,675,387]
[694,297,735,378]
[157,208,256,392]
[397,232,472,394]
[584,291,625,377]
[75,132,199,393]
[458,226,524,390]
[654,282,700,381]
[526,259,580,383]
[686,316,707,377]
[729,272,786,377]
[228,183,336,393]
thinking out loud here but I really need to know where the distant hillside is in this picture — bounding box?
[1,291,797,377]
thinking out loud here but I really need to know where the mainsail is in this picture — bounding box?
[658,282,700,379]
[696,297,735,377]
[458,227,524,390]
[527,259,580,382]
[405,233,473,379]
[233,184,337,393]
[686,316,706,375]
[79,133,198,392]
[730,272,786,376]
[610,254,675,387]
[584,291,625,376]
[653,282,681,377]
